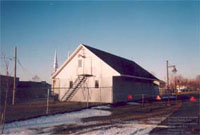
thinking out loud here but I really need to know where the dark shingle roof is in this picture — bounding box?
[84,45,158,80]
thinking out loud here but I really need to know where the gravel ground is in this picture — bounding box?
[150,97,200,135]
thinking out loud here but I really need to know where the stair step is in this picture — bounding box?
[61,76,87,101]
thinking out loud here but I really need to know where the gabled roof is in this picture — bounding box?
[83,45,158,80]
[52,44,158,80]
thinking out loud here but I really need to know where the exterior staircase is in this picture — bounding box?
[61,76,87,101]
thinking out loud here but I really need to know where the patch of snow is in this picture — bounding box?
[127,102,140,105]
[2,106,170,135]
[3,108,111,134]
[75,116,169,135]
[162,96,176,99]
[75,122,162,135]
[145,116,168,124]
[92,105,111,109]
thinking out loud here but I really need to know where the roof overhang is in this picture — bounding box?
[120,74,159,81]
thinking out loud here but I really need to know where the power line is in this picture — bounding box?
[0,56,13,61]
[1,54,43,81]
[17,59,42,81]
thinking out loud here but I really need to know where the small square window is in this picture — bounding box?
[95,80,99,88]
[69,81,73,88]
[78,60,82,67]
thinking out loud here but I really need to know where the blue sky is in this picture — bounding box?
[1,1,199,83]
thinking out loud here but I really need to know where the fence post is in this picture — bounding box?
[87,87,89,108]
[142,94,144,107]
[46,88,50,114]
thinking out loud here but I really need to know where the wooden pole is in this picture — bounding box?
[46,88,50,114]
[12,46,17,105]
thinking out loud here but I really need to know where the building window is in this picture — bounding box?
[95,80,99,88]
[69,81,73,88]
[78,59,82,67]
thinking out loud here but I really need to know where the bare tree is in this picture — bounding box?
[32,75,41,82]
[1,55,10,134]
[170,74,200,90]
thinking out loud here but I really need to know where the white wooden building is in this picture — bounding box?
[51,44,159,103]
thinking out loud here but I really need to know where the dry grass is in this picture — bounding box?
[1,101,104,123]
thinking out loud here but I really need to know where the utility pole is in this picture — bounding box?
[12,46,17,105]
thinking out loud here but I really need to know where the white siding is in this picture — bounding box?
[53,46,120,103]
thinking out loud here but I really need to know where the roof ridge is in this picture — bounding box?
[83,44,136,63]
[82,44,158,80]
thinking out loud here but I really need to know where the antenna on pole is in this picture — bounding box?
[53,50,58,72]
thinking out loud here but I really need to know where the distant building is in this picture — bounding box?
[16,81,51,102]
[0,74,51,104]
[176,85,191,93]
[0,75,19,104]
[51,44,159,103]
